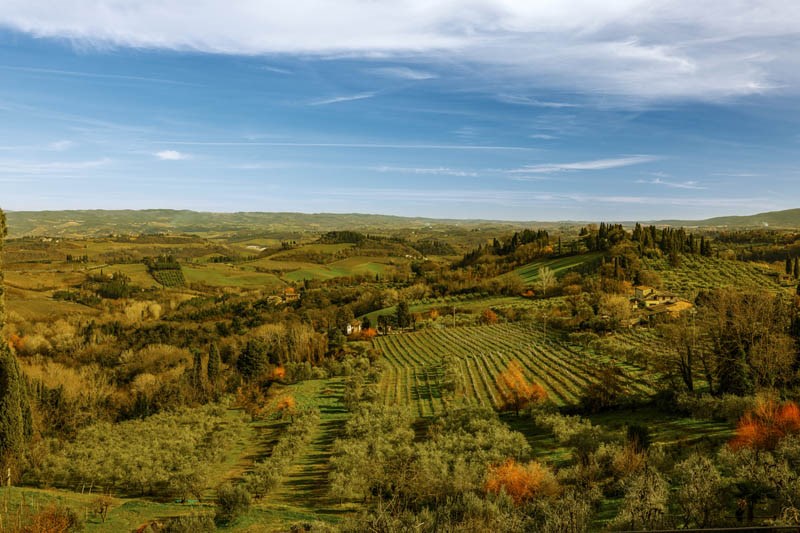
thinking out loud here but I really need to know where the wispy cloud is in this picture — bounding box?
[308,92,376,106]
[48,140,74,151]
[637,177,706,190]
[159,140,531,151]
[529,134,557,140]
[372,165,477,177]
[510,155,658,174]
[155,150,189,160]
[0,65,191,85]
[0,158,110,174]
[370,67,436,80]
[259,65,292,75]
[496,94,577,108]
[4,2,796,101]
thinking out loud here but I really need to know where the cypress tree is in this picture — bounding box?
[0,344,33,459]
[191,349,203,390]
[0,209,32,461]
[207,342,221,384]
[795,258,799,279]
[0,209,5,325]
[787,257,793,276]
[237,338,268,380]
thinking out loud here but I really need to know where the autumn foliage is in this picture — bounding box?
[275,395,297,419]
[270,366,286,380]
[496,360,547,415]
[730,398,800,451]
[485,459,560,505]
[480,309,499,325]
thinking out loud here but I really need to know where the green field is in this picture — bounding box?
[512,252,603,284]
[374,323,657,416]
[183,264,284,289]
[282,256,390,282]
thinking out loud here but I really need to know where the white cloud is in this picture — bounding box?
[308,92,376,106]
[2,1,798,101]
[155,150,189,160]
[510,155,658,174]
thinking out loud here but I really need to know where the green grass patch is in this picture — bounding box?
[512,252,603,285]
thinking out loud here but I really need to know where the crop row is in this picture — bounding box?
[374,323,658,416]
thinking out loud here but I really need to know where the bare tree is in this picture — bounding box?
[538,266,555,297]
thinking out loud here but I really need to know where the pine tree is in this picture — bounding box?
[787,257,793,276]
[794,258,799,279]
[207,342,221,384]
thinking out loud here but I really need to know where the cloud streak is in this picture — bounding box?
[308,92,376,106]
[637,177,706,190]
[510,156,658,174]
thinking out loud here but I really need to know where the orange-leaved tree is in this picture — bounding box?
[485,458,560,505]
[496,360,547,415]
[730,398,800,451]
[270,366,286,381]
[275,395,297,420]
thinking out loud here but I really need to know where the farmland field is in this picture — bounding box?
[642,253,784,295]
[374,323,657,416]
[183,264,284,289]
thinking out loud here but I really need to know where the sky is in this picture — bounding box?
[1,1,799,221]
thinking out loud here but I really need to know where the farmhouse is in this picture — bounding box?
[631,285,693,321]
[346,320,362,336]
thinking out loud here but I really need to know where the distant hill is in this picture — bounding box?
[650,208,800,229]
[5,208,800,238]
[3,209,543,238]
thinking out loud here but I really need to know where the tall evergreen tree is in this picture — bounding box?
[236,338,268,380]
[191,349,203,390]
[787,257,793,276]
[207,342,221,384]
[0,209,32,461]
[794,258,799,279]
[0,209,5,326]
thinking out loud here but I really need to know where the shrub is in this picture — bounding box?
[18,503,83,533]
[161,513,216,533]
[484,459,560,505]
[730,398,800,451]
[215,483,251,526]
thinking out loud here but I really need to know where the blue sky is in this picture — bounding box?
[1,1,799,221]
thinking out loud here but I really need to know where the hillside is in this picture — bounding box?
[3,209,544,239]
[650,208,800,229]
